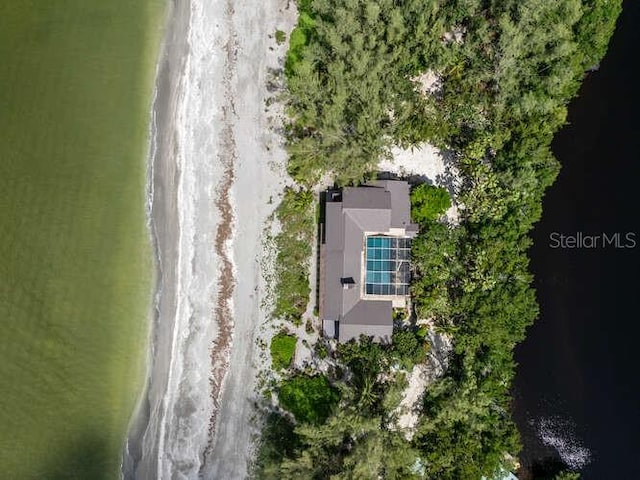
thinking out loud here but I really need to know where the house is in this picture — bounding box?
[319,180,419,343]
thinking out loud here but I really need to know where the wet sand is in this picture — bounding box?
[124,0,296,478]
[123,0,192,478]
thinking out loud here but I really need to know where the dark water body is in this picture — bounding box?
[513,2,640,479]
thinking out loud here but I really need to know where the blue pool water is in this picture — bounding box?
[364,236,411,295]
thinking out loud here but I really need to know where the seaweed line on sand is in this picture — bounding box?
[201,0,239,468]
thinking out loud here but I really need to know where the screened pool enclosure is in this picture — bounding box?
[364,235,411,296]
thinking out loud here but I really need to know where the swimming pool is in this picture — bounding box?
[365,236,411,295]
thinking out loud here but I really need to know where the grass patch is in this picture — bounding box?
[279,375,339,425]
[0,2,164,478]
[285,11,316,76]
[271,333,297,370]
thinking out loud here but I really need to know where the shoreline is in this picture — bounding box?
[125,0,296,477]
[123,0,192,477]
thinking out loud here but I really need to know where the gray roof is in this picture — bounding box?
[321,180,418,342]
[343,300,392,326]
[342,186,390,210]
[339,322,392,344]
[368,180,413,228]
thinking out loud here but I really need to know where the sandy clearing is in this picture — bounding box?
[410,70,442,97]
[394,364,429,440]
[391,325,453,441]
[379,143,462,225]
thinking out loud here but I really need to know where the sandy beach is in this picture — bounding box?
[123,0,295,478]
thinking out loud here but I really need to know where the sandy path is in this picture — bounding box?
[124,0,295,478]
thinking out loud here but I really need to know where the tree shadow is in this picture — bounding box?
[518,454,572,480]
[434,149,463,199]
[45,432,113,480]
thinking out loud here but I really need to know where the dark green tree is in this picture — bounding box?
[410,184,452,224]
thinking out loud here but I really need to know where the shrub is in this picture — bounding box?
[410,184,451,224]
[314,341,328,359]
[274,29,286,45]
[270,333,297,370]
[391,329,426,368]
[285,12,316,76]
[393,308,408,321]
[416,326,428,339]
[278,375,339,424]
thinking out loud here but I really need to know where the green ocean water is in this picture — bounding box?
[0,2,164,478]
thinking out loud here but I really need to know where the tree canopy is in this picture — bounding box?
[278,375,340,425]
[257,0,622,478]
[411,184,452,223]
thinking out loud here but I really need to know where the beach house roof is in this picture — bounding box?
[320,180,418,343]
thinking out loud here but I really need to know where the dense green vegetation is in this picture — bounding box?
[271,333,298,370]
[259,0,621,478]
[255,413,301,477]
[390,329,429,369]
[0,2,164,478]
[410,184,451,223]
[278,375,340,425]
[286,3,317,77]
[271,187,315,324]
[255,335,431,479]
[410,221,460,319]
[284,0,621,187]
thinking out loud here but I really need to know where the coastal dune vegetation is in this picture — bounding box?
[258,0,621,478]
[0,2,164,478]
[271,332,298,370]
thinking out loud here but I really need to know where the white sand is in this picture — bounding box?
[391,325,453,440]
[410,70,442,97]
[443,26,465,45]
[394,364,429,440]
[379,143,462,224]
[124,0,296,478]
[202,0,297,477]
